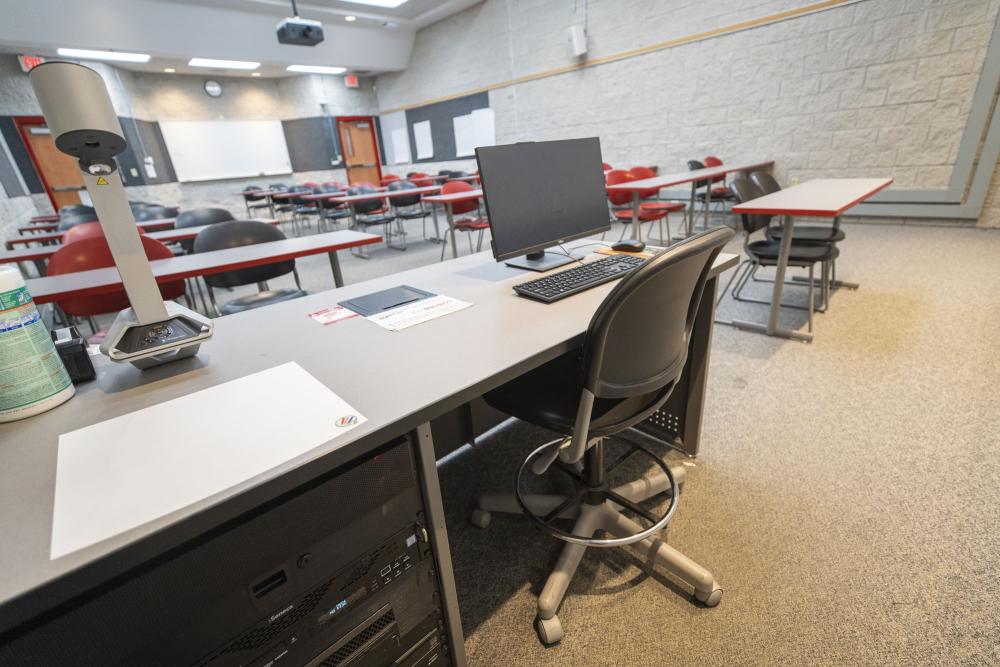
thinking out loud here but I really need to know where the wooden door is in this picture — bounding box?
[16,117,85,210]
[337,117,382,186]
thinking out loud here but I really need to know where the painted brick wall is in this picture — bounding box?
[375,0,1000,226]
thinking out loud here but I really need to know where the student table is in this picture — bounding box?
[606,160,774,240]
[730,177,893,342]
[23,229,380,304]
[16,217,176,235]
[0,241,736,665]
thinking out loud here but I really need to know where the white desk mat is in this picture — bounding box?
[51,362,365,559]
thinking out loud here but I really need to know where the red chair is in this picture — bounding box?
[602,162,613,171]
[630,166,684,243]
[605,170,672,244]
[438,181,489,260]
[409,172,434,187]
[48,235,186,333]
[381,174,401,186]
[702,155,737,207]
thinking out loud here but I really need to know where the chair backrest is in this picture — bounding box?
[242,186,267,202]
[750,171,781,195]
[193,220,294,288]
[346,185,384,215]
[174,208,236,252]
[728,178,772,234]
[57,214,98,231]
[605,169,636,206]
[269,183,289,191]
[382,174,400,184]
[135,205,179,221]
[440,180,478,215]
[581,226,734,403]
[628,166,658,199]
[687,159,710,189]
[287,185,313,205]
[703,155,725,183]
[60,204,95,218]
[602,162,613,171]
[438,170,452,176]
[409,172,433,187]
[387,180,421,208]
[47,235,184,316]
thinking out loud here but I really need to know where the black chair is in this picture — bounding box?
[241,186,272,218]
[285,186,321,235]
[470,227,734,645]
[315,185,350,232]
[173,208,235,253]
[387,180,432,246]
[59,204,95,218]
[750,171,846,245]
[687,160,733,227]
[724,179,838,328]
[192,220,308,316]
[134,205,179,221]
[346,185,401,254]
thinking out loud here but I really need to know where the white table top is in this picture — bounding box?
[731,178,894,217]
[606,160,774,192]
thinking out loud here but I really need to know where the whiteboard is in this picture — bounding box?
[159,120,293,182]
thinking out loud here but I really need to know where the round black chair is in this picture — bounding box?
[471,227,735,645]
[59,204,95,218]
[286,185,320,235]
[316,185,350,231]
[241,186,272,218]
[57,214,98,231]
[134,205,179,221]
[173,208,235,253]
[347,185,401,253]
[387,180,431,246]
[750,171,847,246]
[192,220,308,316]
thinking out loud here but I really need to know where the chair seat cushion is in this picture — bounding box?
[613,209,666,222]
[357,215,395,226]
[769,225,845,244]
[293,205,318,215]
[747,240,839,264]
[640,201,685,212]
[696,189,735,200]
[454,217,489,229]
[484,349,667,437]
[396,209,431,219]
[220,288,308,315]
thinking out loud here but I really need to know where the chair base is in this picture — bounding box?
[472,461,721,645]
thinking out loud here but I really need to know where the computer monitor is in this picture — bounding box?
[476,138,611,271]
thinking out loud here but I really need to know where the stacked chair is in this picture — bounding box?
[605,169,673,244]
[386,180,432,244]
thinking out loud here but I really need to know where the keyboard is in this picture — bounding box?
[513,254,647,303]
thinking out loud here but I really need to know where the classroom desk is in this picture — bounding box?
[6,218,193,249]
[606,161,774,240]
[29,214,60,223]
[236,189,284,217]
[422,189,484,258]
[0,220,282,268]
[16,217,176,235]
[0,243,736,663]
[730,177,893,342]
[22,229,380,304]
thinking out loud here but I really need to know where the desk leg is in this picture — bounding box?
[731,215,813,342]
[447,206,458,259]
[415,423,468,667]
[703,185,712,230]
[631,192,642,241]
[328,250,344,287]
[687,183,696,237]
[267,194,276,218]
[431,202,444,243]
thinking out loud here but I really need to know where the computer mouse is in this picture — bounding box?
[610,239,646,253]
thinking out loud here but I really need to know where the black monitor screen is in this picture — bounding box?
[476,138,610,261]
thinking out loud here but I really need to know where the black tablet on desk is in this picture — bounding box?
[339,285,436,317]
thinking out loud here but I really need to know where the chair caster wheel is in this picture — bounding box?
[536,615,563,645]
[469,508,491,528]
[694,586,723,607]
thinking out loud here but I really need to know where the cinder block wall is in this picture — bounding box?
[375,0,1000,227]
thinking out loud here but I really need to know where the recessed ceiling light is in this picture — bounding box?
[287,65,346,75]
[57,48,151,63]
[164,67,176,73]
[345,15,357,21]
[188,57,260,70]
[342,0,408,7]
[251,72,262,77]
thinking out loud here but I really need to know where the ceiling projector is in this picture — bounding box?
[277,16,325,46]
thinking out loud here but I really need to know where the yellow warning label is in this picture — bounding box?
[96,177,108,185]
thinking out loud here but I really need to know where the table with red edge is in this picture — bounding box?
[729,177,893,342]
[29,214,60,223]
[422,189,484,259]
[23,229,381,306]
[605,160,775,241]
[16,217,177,235]
[235,189,287,217]
[328,186,444,248]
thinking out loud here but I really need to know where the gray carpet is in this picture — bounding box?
[430,222,1000,665]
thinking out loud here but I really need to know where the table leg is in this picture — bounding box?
[731,214,813,342]
[267,194,276,218]
[328,250,344,287]
[631,191,642,241]
[414,423,468,667]
[703,184,711,230]
[447,205,458,259]
[687,183,696,237]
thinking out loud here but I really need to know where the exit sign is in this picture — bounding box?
[344,74,359,89]
[18,54,45,72]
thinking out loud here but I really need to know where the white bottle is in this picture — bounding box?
[0,265,75,422]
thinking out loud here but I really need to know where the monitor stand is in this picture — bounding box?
[505,250,576,272]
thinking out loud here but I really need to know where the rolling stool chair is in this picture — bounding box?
[471,227,734,645]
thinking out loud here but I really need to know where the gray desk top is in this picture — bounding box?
[0,245,736,627]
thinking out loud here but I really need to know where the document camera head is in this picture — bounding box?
[29,61,126,175]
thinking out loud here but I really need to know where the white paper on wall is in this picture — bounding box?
[414,120,434,159]
[391,127,411,164]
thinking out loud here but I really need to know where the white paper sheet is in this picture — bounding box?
[453,114,475,157]
[366,295,472,331]
[51,362,366,559]
[414,120,434,159]
[391,127,411,164]
[471,108,496,150]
